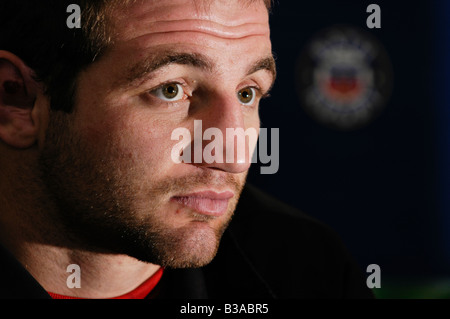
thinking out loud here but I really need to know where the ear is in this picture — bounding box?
[0,50,40,149]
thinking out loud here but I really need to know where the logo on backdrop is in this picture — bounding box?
[296,25,393,131]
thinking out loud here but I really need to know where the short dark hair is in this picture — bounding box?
[0,0,272,113]
[0,0,129,113]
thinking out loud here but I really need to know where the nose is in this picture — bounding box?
[186,93,259,174]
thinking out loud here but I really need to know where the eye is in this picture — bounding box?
[237,87,257,105]
[151,83,186,102]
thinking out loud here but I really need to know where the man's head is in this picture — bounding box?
[0,0,275,268]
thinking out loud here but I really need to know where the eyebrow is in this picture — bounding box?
[124,52,213,86]
[248,56,277,90]
[121,50,277,89]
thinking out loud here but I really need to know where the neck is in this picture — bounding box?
[19,244,160,298]
[0,155,160,299]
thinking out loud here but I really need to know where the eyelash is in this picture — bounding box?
[149,81,189,99]
[255,86,271,99]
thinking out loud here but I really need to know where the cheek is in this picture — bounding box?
[83,109,178,170]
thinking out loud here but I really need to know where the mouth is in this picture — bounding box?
[170,190,234,217]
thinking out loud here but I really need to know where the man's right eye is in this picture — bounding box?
[151,83,187,102]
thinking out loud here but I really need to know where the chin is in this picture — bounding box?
[125,221,224,269]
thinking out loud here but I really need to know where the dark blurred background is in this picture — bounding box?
[247,0,450,298]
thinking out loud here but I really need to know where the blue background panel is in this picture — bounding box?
[246,0,449,297]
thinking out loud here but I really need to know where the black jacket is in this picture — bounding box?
[0,184,373,299]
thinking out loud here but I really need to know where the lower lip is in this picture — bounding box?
[171,196,231,216]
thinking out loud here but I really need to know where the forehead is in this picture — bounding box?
[84,0,274,92]
[111,0,271,42]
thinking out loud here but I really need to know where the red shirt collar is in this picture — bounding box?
[48,267,164,299]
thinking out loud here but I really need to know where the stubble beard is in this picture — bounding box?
[38,111,246,268]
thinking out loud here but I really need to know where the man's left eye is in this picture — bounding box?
[237,87,257,105]
[151,83,186,101]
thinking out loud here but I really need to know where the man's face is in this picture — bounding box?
[39,0,274,268]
